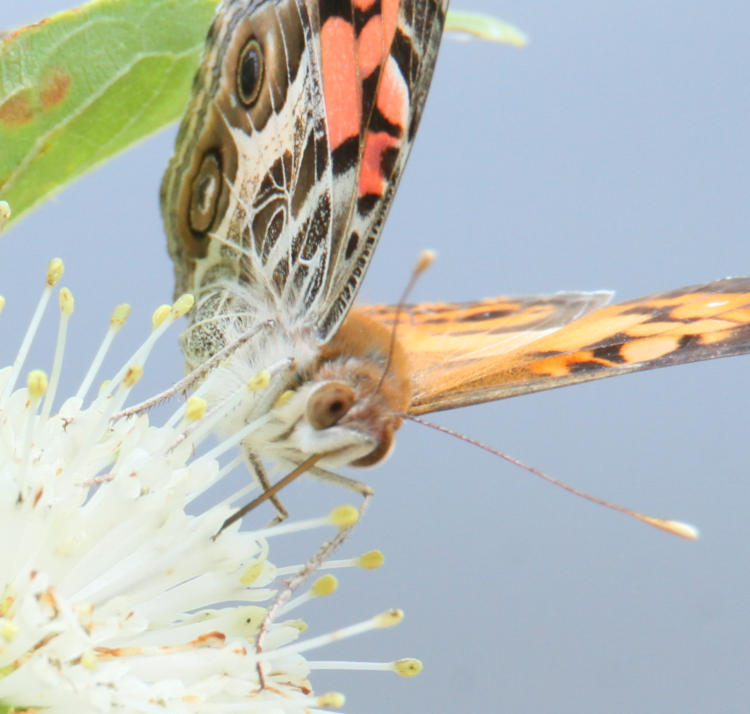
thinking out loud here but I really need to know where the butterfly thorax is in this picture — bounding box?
[180,260,313,371]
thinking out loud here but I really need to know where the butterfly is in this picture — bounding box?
[160,0,750,518]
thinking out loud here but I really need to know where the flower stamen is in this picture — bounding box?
[99,297,190,402]
[1,258,63,406]
[253,505,360,541]
[75,302,130,402]
[40,286,74,421]
[308,657,423,677]
[262,610,405,662]
[22,368,47,480]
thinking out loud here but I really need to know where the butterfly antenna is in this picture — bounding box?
[374,249,436,395]
[405,414,699,540]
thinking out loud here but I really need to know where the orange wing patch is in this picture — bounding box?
[356,278,750,414]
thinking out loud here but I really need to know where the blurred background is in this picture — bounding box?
[4,2,750,712]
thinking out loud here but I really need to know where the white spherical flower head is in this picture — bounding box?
[0,260,419,713]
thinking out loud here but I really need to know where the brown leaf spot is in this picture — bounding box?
[40,69,71,110]
[0,90,35,126]
[0,68,71,126]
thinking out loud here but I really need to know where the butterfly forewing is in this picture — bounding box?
[316,0,449,337]
[358,278,750,413]
[162,0,448,371]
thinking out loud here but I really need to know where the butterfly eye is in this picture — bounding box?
[236,38,264,107]
[189,151,222,234]
[307,381,356,430]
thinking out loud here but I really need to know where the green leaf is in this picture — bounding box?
[0,0,520,230]
[0,0,217,226]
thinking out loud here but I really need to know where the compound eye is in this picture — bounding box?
[236,38,263,107]
[307,382,356,430]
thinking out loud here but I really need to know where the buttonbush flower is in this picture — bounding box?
[0,258,419,714]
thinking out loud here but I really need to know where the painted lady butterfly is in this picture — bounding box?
[161,0,750,517]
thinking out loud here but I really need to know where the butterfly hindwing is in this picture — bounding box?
[357,278,750,413]
[162,0,330,366]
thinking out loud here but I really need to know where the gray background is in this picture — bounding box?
[4,2,750,712]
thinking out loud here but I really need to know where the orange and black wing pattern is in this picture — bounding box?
[357,278,750,414]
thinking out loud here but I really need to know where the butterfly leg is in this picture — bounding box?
[254,491,373,688]
[114,319,276,420]
[245,450,288,523]
[215,455,320,538]
[308,466,374,497]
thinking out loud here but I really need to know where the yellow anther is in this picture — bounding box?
[172,293,194,318]
[285,618,308,633]
[0,296,5,315]
[274,389,294,408]
[1,619,19,642]
[152,304,172,329]
[240,559,265,585]
[311,574,338,597]
[328,505,359,527]
[56,535,80,556]
[374,609,403,629]
[80,651,98,670]
[248,370,271,391]
[110,303,130,329]
[0,200,10,230]
[356,550,385,570]
[123,365,144,388]
[0,597,13,617]
[27,370,48,399]
[393,658,422,677]
[46,258,64,287]
[185,396,207,422]
[73,602,94,619]
[316,692,345,708]
[58,287,74,315]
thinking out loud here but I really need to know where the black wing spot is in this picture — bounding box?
[357,193,380,215]
[237,38,264,107]
[345,232,359,259]
[331,135,359,175]
[320,0,353,23]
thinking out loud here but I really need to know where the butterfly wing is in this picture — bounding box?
[161,0,447,368]
[357,278,750,414]
[314,0,449,337]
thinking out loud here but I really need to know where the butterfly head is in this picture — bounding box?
[261,310,412,468]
